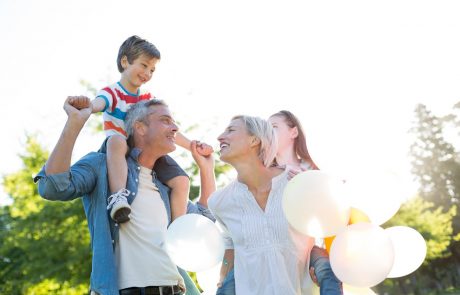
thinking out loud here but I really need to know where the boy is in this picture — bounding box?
[70,35,212,224]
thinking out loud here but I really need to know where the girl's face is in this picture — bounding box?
[269,115,297,154]
[217,118,253,164]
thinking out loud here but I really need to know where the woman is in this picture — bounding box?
[208,115,315,295]
[215,111,343,295]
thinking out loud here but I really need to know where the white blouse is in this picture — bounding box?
[208,171,315,295]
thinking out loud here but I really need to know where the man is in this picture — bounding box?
[35,97,216,295]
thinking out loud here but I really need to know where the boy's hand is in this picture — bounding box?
[68,95,91,110]
[196,142,214,156]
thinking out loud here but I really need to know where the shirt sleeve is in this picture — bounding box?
[186,201,216,222]
[208,191,234,249]
[215,215,234,250]
[34,152,103,201]
[153,155,189,184]
[96,87,114,113]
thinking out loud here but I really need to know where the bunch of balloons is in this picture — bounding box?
[283,170,427,289]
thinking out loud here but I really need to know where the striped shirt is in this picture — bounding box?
[96,82,153,138]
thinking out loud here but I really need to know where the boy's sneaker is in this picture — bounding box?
[107,188,131,223]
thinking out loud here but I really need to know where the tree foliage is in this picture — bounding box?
[0,133,232,294]
[0,136,91,294]
[376,102,460,294]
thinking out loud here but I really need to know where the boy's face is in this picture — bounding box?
[120,54,159,93]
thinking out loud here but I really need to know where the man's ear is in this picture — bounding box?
[134,121,147,136]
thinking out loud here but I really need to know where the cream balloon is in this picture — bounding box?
[165,214,225,272]
[344,172,403,225]
[385,226,427,278]
[329,222,395,288]
[282,170,350,238]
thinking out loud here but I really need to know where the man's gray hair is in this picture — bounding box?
[125,99,168,137]
[232,115,278,167]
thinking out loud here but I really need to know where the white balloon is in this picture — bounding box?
[196,263,221,293]
[165,214,225,272]
[385,226,427,278]
[345,172,403,225]
[282,170,350,238]
[330,222,395,288]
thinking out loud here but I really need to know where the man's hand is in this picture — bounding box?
[64,96,92,125]
[68,95,91,110]
[45,96,92,175]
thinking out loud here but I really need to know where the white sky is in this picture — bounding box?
[1,0,459,205]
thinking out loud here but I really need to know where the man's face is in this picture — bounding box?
[142,105,178,154]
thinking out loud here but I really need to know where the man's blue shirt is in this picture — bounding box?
[35,146,213,295]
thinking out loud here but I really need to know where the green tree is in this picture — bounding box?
[404,103,460,293]
[377,197,456,294]
[0,136,91,295]
[410,104,459,208]
[0,133,233,294]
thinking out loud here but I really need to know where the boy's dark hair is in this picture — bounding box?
[117,35,161,73]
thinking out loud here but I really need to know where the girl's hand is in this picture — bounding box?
[286,166,307,180]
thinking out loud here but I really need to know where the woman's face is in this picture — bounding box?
[268,115,297,154]
[217,118,252,164]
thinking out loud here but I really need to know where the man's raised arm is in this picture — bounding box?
[45,96,92,175]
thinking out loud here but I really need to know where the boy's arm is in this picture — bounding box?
[166,176,190,221]
[68,96,106,114]
[176,132,214,156]
[91,96,107,113]
[45,96,92,175]
[175,132,192,151]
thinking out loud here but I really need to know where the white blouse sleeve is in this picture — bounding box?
[215,215,234,250]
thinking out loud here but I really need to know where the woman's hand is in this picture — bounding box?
[191,140,214,170]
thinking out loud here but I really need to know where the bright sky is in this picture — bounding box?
[1,0,459,205]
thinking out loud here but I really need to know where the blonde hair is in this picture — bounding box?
[232,115,278,167]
